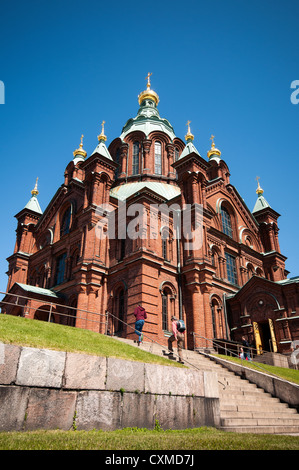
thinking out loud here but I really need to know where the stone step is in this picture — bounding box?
[111,336,299,434]
[219,425,299,434]
[221,417,299,427]
[221,410,299,419]
[220,402,294,412]
[220,396,281,406]
[219,383,262,392]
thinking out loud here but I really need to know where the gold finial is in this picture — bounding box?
[146,72,152,89]
[207,134,221,159]
[73,134,87,159]
[31,177,39,196]
[98,120,107,142]
[256,176,264,195]
[185,120,194,141]
[138,73,159,106]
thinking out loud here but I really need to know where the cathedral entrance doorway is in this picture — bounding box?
[253,319,278,353]
[259,321,272,352]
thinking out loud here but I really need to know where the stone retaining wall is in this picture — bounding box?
[0,342,220,431]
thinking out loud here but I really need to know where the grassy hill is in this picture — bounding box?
[0,314,183,367]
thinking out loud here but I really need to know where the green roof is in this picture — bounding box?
[252,194,271,213]
[110,182,180,201]
[91,140,113,160]
[178,140,201,160]
[24,195,42,214]
[16,283,59,298]
[120,99,176,141]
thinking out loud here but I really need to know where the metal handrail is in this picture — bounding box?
[101,310,225,387]
[105,310,218,377]
[0,290,225,382]
[191,332,296,382]
[0,290,107,329]
[191,330,276,359]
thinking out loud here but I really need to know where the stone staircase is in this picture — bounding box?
[113,336,299,434]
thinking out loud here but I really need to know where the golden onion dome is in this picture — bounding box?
[207,134,221,159]
[256,176,264,195]
[138,73,159,106]
[31,177,39,196]
[97,121,107,142]
[185,120,194,141]
[73,134,87,159]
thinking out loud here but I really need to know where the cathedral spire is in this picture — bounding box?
[91,120,113,160]
[252,177,271,213]
[24,178,42,214]
[177,121,201,160]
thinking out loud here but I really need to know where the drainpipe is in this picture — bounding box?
[176,209,183,320]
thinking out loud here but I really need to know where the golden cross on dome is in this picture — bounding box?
[98,120,107,142]
[256,176,264,194]
[80,134,84,147]
[31,177,39,196]
[186,120,191,132]
[146,72,152,89]
[210,134,215,145]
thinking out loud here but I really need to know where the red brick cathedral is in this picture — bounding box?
[2,75,299,356]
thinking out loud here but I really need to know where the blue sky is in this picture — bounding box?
[0,0,298,292]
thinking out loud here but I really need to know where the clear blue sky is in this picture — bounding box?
[0,0,298,292]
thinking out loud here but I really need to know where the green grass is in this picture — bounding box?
[0,314,183,367]
[0,427,298,450]
[1,314,299,450]
[213,353,299,385]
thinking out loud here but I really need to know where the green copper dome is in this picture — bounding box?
[120,76,176,141]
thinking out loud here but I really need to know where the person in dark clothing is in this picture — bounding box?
[134,304,147,346]
[241,336,251,360]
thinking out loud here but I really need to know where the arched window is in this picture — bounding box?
[132,141,139,175]
[221,207,233,238]
[162,290,168,331]
[161,228,173,262]
[154,141,162,175]
[256,267,263,277]
[60,206,71,237]
[211,247,220,278]
[247,263,254,280]
[225,252,238,285]
[211,297,224,339]
[174,147,179,162]
[211,301,217,338]
[55,252,67,285]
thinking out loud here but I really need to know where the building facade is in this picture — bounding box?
[2,76,298,355]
